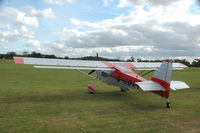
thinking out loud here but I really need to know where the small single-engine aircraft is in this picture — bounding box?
[195,59,200,62]
[14,57,189,108]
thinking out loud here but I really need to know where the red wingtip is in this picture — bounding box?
[163,59,173,63]
[13,57,24,64]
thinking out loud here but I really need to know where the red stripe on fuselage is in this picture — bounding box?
[151,77,170,98]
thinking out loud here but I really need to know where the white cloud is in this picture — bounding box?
[0,7,57,29]
[46,0,200,58]
[0,22,10,29]
[44,0,76,5]
[0,7,57,46]
[44,0,64,6]
[117,0,186,7]
[103,0,114,7]
[29,8,56,19]
[0,26,34,44]
[0,7,39,28]
[65,0,76,3]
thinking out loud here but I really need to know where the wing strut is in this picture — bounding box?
[88,70,96,75]
[76,70,96,79]
[139,70,154,77]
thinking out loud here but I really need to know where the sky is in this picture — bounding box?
[0,0,200,60]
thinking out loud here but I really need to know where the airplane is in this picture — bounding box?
[195,59,200,62]
[13,56,189,108]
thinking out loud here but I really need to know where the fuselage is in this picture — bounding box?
[96,61,169,98]
[96,62,146,90]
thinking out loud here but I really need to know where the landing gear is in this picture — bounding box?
[120,88,128,92]
[165,99,170,108]
[88,85,96,94]
[87,79,103,94]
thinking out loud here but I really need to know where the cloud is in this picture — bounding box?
[47,0,200,58]
[44,0,64,6]
[0,26,34,44]
[0,7,56,28]
[117,0,188,7]
[0,7,39,28]
[0,22,10,29]
[44,0,76,5]
[0,7,56,46]
[29,8,56,19]
[65,0,76,3]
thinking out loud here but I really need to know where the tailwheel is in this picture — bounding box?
[166,102,170,108]
[165,99,170,108]
[87,85,96,94]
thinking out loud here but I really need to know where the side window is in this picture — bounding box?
[101,72,109,77]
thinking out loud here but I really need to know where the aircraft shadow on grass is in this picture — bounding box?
[1,89,163,111]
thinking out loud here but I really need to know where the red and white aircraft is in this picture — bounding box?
[14,57,189,108]
[195,59,200,62]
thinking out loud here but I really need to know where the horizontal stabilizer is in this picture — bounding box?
[136,81,165,91]
[34,66,114,71]
[170,81,189,90]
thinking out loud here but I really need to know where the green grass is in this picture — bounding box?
[0,60,200,133]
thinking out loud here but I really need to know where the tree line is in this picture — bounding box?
[0,51,200,67]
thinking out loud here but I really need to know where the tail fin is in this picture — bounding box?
[136,59,189,98]
[151,60,172,98]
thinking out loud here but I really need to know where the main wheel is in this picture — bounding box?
[88,85,96,94]
[166,102,170,108]
[88,88,96,94]
[120,88,127,92]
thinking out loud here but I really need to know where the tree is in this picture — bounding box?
[6,52,16,59]
[191,61,200,67]
[173,59,190,66]
[126,57,135,62]
[31,51,42,58]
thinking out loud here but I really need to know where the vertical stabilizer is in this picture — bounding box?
[151,60,173,98]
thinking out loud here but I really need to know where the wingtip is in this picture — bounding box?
[13,57,24,64]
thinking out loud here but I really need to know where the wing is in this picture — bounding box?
[14,57,108,68]
[34,66,114,71]
[131,62,187,70]
[14,57,187,71]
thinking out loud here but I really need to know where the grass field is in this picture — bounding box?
[0,60,200,133]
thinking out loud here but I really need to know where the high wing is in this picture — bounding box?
[14,57,188,70]
[34,66,114,71]
[14,57,108,68]
[131,62,187,70]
